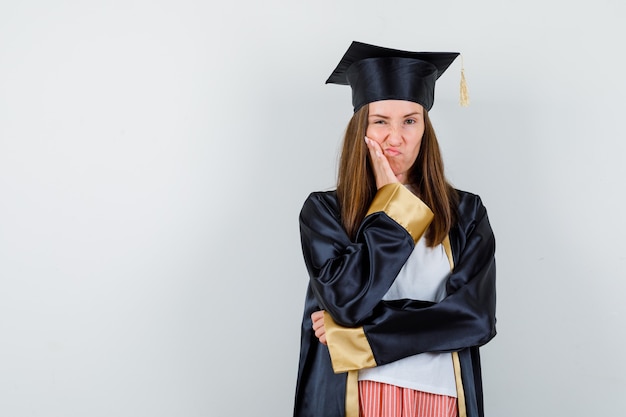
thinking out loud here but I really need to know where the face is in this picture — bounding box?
[366,100,425,183]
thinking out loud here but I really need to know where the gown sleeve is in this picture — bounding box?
[323,192,497,373]
[299,183,434,327]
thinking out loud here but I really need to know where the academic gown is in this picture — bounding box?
[293,183,496,417]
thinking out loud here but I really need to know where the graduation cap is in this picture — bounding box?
[326,41,467,112]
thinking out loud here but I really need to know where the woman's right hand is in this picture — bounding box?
[365,136,400,189]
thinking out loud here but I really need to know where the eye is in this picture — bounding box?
[405,118,416,125]
[373,119,386,125]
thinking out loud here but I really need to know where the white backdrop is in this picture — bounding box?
[1,1,625,416]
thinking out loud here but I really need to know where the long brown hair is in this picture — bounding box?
[336,104,458,246]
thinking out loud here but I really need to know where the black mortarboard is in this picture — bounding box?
[326,41,461,112]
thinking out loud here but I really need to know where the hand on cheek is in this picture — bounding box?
[365,136,399,189]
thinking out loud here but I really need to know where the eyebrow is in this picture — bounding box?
[369,112,422,119]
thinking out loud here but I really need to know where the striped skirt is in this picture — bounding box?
[359,380,458,417]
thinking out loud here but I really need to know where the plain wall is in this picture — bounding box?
[1,1,625,415]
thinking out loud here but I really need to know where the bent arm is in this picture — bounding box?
[300,183,433,326]
[324,195,496,373]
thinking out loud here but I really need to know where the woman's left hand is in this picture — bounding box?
[311,310,327,345]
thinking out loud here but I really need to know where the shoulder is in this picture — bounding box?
[301,190,339,212]
[299,190,353,245]
[448,189,496,258]
[455,189,488,216]
[300,190,340,223]
[454,189,492,232]
[303,189,338,204]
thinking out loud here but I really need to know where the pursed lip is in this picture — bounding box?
[384,148,401,157]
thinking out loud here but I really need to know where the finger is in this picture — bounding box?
[311,313,325,331]
[364,137,385,175]
[311,310,324,321]
[314,327,325,340]
[365,137,390,172]
[364,136,381,161]
[365,136,398,188]
[312,319,324,332]
[311,311,324,323]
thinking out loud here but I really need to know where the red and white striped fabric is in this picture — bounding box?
[359,380,458,417]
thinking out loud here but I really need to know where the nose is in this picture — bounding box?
[385,123,402,146]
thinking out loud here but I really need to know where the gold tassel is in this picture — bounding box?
[459,55,470,107]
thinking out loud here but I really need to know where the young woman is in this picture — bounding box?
[293,41,496,417]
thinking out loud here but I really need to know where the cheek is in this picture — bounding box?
[412,128,425,150]
[408,137,423,160]
[365,126,385,143]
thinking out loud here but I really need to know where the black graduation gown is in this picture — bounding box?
[293,184,496,417]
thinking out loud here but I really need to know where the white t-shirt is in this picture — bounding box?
[357,235,457,398]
